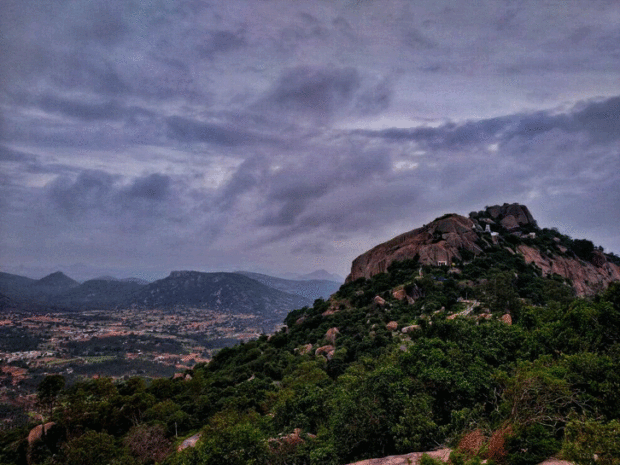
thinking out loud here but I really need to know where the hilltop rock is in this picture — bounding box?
[347,214,481,282]
[346,203,619,296]
[484,203,537,228]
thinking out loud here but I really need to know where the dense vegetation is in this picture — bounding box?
[2,228,620,464]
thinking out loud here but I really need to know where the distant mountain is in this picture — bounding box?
[92,276,150,285]
[53,279,147,308]
[120,277,150,285]
[128,271,310,327]
[0,271,80,302]
[0,272,37,299]
[0,292,16,311]
[235,271,340,301]
[36,271,80,289]
[92,275,120,281]
[298,269,344,282]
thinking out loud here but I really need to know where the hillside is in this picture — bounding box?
[2,203,620,465]
[128,271,311,323]
[235,271,340,301]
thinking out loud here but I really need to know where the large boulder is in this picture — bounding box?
[347,214,481,282]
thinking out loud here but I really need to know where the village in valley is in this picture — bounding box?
[0,307,266,426]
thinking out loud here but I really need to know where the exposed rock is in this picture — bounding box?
[392,287,407,301]
[401,325,421,334]
[296,343,313,355]
[28,422,55,445]
[347,203,618,296]
[269,428,317,449]
[325,327,340,345]
[178,433,201,452]
[345,448,451,465]
[500,314,512,325]
[374,295,387,306]
[386,321,398,331]
[500,215,520,231]
[347,214,481,282]
[485,203,537,228]
[518,245,620,296]
[315,345,335,360]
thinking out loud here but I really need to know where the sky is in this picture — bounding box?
[1,0,619,282]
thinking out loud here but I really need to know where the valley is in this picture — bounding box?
[0,306,269,422]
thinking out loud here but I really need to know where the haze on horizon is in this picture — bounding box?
[1,0,619,282]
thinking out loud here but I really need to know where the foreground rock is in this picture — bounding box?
[345,448,451,465]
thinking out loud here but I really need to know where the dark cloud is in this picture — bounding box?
[262,66,361,122]
[355,80,392,115]
[166,116,270,146]
[48,170,117,218]
[198,29,247,59]
[47,171,174,221]
[71,3,127,46]
[37,95,125,121]
[0,146,36,163]
[124,173,171,202]
[357,96,620,149]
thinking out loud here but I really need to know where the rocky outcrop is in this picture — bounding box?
[347,214,481,282]
[345,448,451,465]
[325,327,340,345]
[346,203,618,296]
[315,345,335,359]
[484,203,537,228]
[28,422,55,445]
[517,245,620,295]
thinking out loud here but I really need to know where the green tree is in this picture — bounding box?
[37,375,65,418]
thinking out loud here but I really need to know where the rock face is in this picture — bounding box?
[347,214,481,282]
[517,245,620,295]
[346,203,619,296]
[484,203,537,229]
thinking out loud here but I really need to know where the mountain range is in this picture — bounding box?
[0,269,341,319]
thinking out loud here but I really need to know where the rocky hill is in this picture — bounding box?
[347,203,620,295]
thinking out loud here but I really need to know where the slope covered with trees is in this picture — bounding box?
[2,210,620,465]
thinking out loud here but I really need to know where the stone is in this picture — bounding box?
[296,343,313,355]
[315,345,335,360]
[386,321,398,331]
[28,422,55,445]
[374,295,386,306]
[518,245,620,296]
[500,314,512,325]
[346,214,482,282]
[392,287,407,300]
[401,325,421,333]
[325,327,340,345]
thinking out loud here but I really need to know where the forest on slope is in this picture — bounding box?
[2,213,620,465]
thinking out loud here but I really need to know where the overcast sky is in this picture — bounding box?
[1,0,619,281]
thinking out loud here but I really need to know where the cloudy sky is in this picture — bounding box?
[1,0,619,281]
